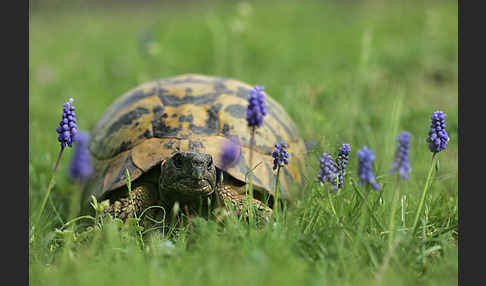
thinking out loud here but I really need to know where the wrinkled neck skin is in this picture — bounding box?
[158,152,217,211]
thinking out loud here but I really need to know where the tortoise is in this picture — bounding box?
[81,74,307,225]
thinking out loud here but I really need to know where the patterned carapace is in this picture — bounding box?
[82,74,307,207]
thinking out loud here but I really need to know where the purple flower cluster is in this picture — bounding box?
[426,111,449,153]
[272,141,290,170]
[336,144,351,188]
[56,98,77,149]
[390,131,412,180]
[357,146,380,191]
[220,137,241,171]
[246,85,267,128]
[317,152,338,191]
[68,131,94,182]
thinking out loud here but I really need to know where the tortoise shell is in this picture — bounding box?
[83,74,307,206]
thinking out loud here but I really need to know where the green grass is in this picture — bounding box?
[29,0,458,285]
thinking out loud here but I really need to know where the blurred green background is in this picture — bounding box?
[29,0,458,285]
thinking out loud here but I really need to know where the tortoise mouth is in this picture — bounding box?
[172,179,214,196]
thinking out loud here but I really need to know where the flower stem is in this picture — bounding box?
[36,147,65,224]
[327,188,339,223]
[349,177,384,231]
[247,128,256,227]
[387,174,401,250]
[411,153,437,234]
[274,165,281,220]
[401,195,406,227]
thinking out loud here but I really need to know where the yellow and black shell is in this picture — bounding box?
[83,74,307,205]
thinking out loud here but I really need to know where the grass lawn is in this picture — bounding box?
[29,0,458,285]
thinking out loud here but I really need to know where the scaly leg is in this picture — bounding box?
[105,183,166,229]
[217,185,273,222]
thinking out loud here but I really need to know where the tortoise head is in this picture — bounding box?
[159,152,217,205]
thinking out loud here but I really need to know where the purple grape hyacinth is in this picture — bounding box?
[37,98,79,223]
[246,85,267,128]
[272,141,290,170]
[317,152,338,191]
[56,98,77,149]
[426,110,449,154]
[336,144,351,188]
[220,137,241,171]
[390,131,412,180]
[357,146,380,191]
[69,131,94,182]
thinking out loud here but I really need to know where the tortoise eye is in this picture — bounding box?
[173,154,183,168]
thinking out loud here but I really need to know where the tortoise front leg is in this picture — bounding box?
[217,185,273,222]
[105,183,166,229]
